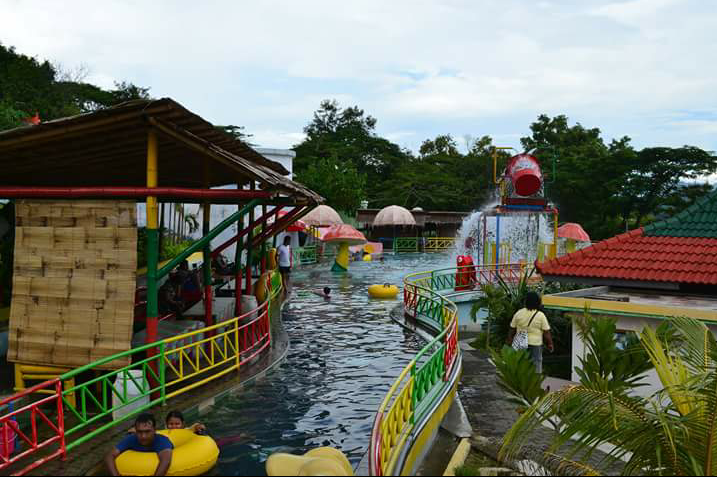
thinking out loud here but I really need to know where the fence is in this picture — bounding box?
[293,245,318,266]
[0,271,282,475]
[423,237,455,252]
[369,268,459,476]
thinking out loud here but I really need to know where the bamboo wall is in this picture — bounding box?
[8,200,137,370]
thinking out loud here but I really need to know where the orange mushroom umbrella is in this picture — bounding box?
[322,224,367,272]
[557,223,590,242]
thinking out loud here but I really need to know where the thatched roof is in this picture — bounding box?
[0,98,322,204]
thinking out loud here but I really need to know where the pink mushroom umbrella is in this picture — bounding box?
[323,224,367,272]
[557,223,591,242]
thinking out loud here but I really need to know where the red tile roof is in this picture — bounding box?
[536,228,717,286]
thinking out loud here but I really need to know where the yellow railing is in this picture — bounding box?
[370,268,460,476]
[424,237,456,252]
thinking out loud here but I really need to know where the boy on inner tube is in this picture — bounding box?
[107,413,173,476]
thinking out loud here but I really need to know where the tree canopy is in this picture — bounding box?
[0,42,150,131]
[293,102,716,240]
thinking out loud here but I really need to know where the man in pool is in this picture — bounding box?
[107,413,173,476]
[311,287,331,299]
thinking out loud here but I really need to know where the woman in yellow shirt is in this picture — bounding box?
[506,291,554,373]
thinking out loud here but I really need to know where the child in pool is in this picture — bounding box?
[128,410,206,435]
[311,287,331,299]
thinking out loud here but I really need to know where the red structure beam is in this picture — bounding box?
[0,187,273,202]
[211,206,284,259]
[251,206,310,248]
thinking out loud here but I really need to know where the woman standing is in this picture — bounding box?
[507,291,554,373]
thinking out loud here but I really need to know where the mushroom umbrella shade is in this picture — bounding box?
[372,205,416,227]
[302,205,344,227]
[323,224,367,272]
[557,223,590,242]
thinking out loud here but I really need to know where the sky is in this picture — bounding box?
[1,0,715,156]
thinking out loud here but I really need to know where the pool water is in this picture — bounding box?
[202,253,453,476]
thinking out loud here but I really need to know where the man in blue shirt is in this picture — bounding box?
[106,413,173,476]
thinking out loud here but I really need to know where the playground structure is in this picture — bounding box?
[457,149,558,268]
[0,98,321,475]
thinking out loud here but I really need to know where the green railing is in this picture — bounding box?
[370,269,460,475]
[293,245,318,265]
[393,238,419,253]
[0,270,283,474]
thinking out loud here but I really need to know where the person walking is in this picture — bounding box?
[277,236,293,296]
[506,291,554,374]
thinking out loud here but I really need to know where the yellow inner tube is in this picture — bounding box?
[116,429,219,476]
[368,284,399,299]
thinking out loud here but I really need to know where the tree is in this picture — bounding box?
[294,100,411,211]
[0,42,151,132]
[618,146,717,228]
[497,314,717,475]
[215,124,253,144]
[294,155,367,213]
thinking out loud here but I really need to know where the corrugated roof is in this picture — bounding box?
[537,191,717,286]
[0,98,323,204]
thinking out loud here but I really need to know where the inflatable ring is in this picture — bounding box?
[368,283,399,299]
[267,447,353,476]
[116,429,219,476]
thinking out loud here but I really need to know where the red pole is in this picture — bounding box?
[211,206,282,259]
[251,206,308,248]
[0,186,273,201]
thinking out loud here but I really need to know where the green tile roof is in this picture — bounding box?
[644,191,717,238]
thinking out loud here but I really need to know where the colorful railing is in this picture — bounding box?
[424,237,456,252]
[369,269,460,476]
[0,380,65,476]
[428,263,528,294]
[0,271,282,475]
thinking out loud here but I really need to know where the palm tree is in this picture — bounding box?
[496,314,717,475]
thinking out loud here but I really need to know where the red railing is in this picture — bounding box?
[0,380,65,476]
[237,301,272,365]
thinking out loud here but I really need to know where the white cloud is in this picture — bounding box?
[0,0,715,153]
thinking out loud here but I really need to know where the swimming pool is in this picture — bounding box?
[201,253,453,475]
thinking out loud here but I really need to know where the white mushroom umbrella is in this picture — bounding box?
[372,205,416,227]
[302,205,344,227]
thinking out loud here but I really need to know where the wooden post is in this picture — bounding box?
[145,130,159,347]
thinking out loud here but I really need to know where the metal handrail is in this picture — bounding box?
[369,268,460,476]
[0,269,282,474]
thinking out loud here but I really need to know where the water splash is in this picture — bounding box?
[454,200,555,266]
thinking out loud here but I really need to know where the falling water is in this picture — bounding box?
[454,201,555,266]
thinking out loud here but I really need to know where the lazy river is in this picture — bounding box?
[202,253,453,475]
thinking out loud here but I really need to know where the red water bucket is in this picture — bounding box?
[507,154,543,196]
[455,255,476,291]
